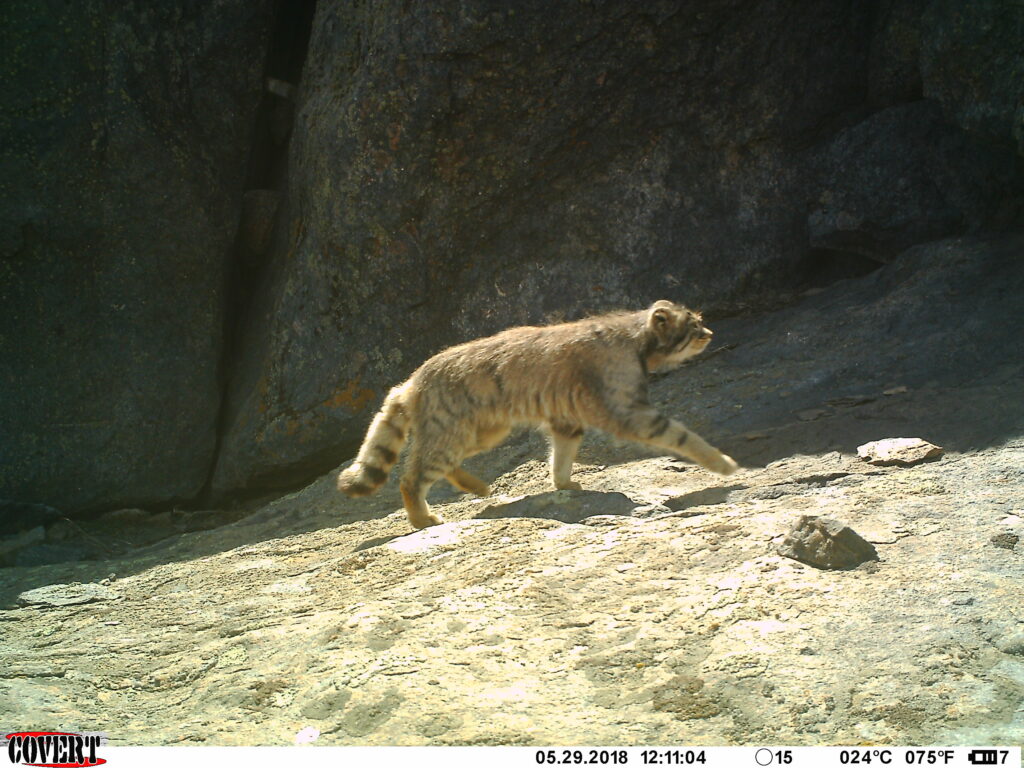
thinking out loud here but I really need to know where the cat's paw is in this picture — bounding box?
[707,453,739,476]
[409,511,445,529]
[555,480,583,491]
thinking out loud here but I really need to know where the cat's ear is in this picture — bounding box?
[647,301,677,344]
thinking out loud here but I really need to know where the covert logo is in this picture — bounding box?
[5,732,106,767]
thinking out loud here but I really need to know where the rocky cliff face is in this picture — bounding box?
[211,0,1023,497]
[0,0,276,512]
[1,0,1021,514]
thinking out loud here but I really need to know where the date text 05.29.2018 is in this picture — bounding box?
[535,750,629,765]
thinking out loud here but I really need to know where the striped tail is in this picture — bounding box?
[337,382,412,497]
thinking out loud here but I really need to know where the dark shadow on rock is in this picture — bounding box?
[677,235,1024,470]
[0,488,403,607]
[474,490,635,525]
[663,485,747,512]
[717,379,1024,472]
[0,501,63,533]
[353,534,402,553]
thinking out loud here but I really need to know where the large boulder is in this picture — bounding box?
[807,101,1020,260]
[212,0,873,493]
[920,0,1024,157]
[0,1,274,514]
[212,0,1023,497]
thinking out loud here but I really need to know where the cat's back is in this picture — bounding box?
[416,310,641,381]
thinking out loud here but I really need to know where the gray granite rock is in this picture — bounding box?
[211,0,1023,496]
[857,438,944,466]
[777,515,880,570]
[0,0,275,514]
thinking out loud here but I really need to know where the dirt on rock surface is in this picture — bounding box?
[1,236,1022,745]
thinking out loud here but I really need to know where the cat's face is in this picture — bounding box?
[645,300,714,371]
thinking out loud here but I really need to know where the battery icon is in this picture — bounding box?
[968,750,998,765]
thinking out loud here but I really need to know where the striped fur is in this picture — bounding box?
[336,382,412,497]
[337,300,738,530]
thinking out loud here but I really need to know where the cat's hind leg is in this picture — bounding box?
[399,426,462,529]
[446,466,490,496]
[442,420,509,496]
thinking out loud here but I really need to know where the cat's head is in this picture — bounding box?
[644,299,713,372]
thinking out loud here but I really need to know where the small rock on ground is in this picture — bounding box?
[857,438,943,466]
[989,532,1020,551]
[777,515,879,570]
